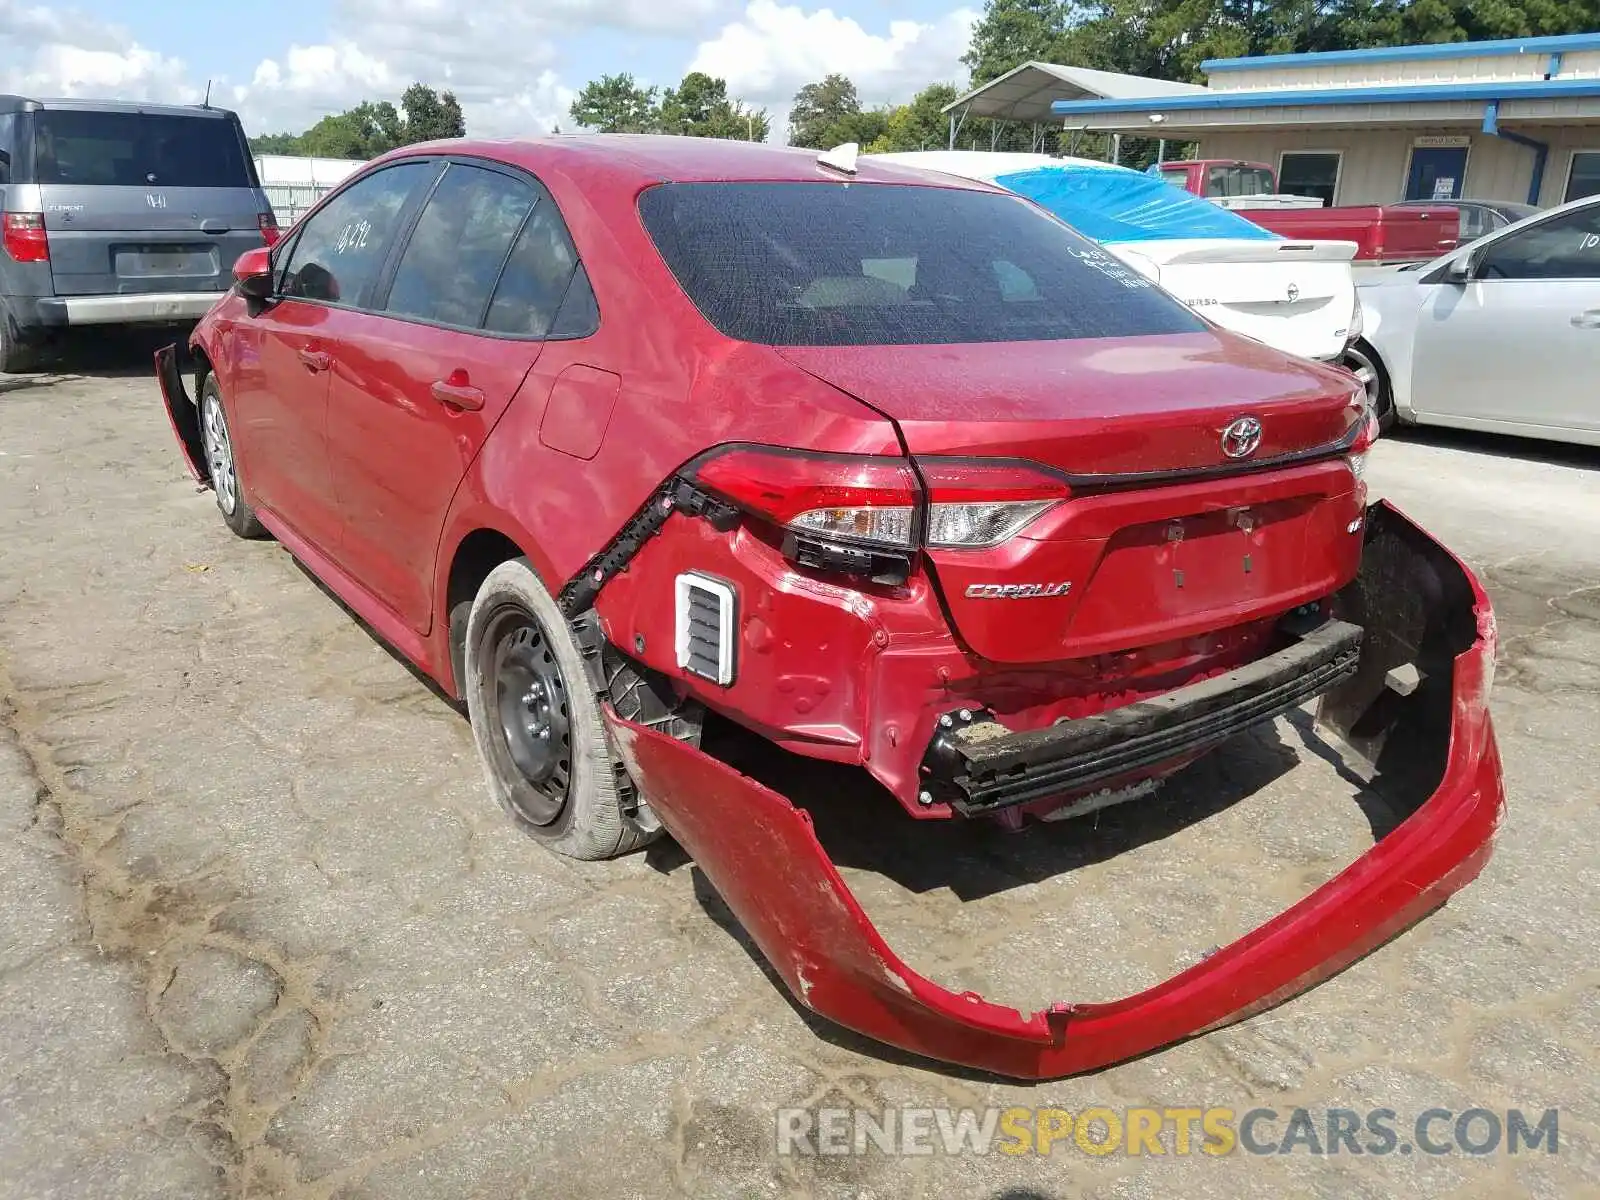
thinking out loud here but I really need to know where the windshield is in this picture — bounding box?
[32,110,253,188]
[637,181,1204,347]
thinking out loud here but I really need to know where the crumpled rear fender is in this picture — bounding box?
[605,500,1504,1078]
[155,344,208,484]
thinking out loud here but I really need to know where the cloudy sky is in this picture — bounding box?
[0,0,979,142]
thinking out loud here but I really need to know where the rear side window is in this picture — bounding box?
[279,162,432,307]
[483,201,583,337]
[386,164,537,329]
[637,181,1202,347]
[31,110,251,187]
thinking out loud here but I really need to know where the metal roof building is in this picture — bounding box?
[1043,34,1600,207]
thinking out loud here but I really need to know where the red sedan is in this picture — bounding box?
[158,135,1503,1078]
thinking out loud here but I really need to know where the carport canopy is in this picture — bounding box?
[941,62,1209,124]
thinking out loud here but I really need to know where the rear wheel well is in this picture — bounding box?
[189,342,213,405]
[445,529,528,696]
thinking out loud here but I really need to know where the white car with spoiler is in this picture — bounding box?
[872,151,1362,366]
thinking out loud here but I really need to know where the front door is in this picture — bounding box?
[1405,147,1468,202]
[323,160,590,633]
[1411,203,1600,435]
[230,159,436,554]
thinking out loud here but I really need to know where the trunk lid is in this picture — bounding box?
[1116,238,1358,362]
[778,332,1368,664]
[777,331,1362,477]
[31,107,266,297]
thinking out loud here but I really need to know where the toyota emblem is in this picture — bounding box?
[1220,416,1263,459]
[1286,282,1300,303]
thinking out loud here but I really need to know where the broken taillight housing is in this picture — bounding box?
[1345,399,1381,489]
[692,447,1068,556]
[2,213,49,264]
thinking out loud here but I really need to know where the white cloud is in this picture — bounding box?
[0,0,197,103]
[690,0,977,121]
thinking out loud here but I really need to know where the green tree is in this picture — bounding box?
[788,74,889,148]
[400,83,466,143]
[298,100,404,158]
[962,0,1074,85]
[866,83,961,152]
[569,73,660,133]
[248,131,304,154]
[658,71,772,140]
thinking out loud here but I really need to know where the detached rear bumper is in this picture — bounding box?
[606,501,1504,1079]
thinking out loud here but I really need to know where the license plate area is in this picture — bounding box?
[115,246,219,279]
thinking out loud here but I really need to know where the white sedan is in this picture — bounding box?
[872,151,1361,366]
[1350,192,1600,446]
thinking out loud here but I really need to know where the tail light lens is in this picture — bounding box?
[1346,397,1381,486]
[918,458,1069,548]
[695,448,918,548]
[2,213,49,264]
[692,447,1068,553]
[258,212,281,247]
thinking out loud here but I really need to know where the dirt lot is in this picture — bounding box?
[1,346,1597,1199]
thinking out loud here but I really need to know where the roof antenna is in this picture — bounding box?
[817,141,858,176]
[203,79,213,108]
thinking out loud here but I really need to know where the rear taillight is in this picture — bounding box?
[258,212,281,247]
[2,213,48,264]
[1346,396,1381,486]
[695,448,919,549]
[918,458,1069,548]
[692,447,1068,557]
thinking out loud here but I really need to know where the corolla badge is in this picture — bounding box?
[1220,416,1263,460]
[964,581,1073,599]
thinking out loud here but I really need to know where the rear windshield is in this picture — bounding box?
[1204,165,1276,198]
[31,111,252,188]
[637,181,1203,347]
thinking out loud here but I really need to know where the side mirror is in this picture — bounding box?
[1442,253,1477,285]
[232,246,274,300]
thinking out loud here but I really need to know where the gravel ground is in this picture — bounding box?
[1,350,1596,1199]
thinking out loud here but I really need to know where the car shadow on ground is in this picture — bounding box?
[2,326,196,382]
[1389,422,1600,473]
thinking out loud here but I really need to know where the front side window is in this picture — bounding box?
[637,181,1202,347]
[1279,152,1340,207]
[1567,152,1600,203]
[31,110,251,187]
[1477,205,1600,281]
[279,162,432,306]
[386,164,537,329]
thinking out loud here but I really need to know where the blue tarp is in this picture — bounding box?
[993,165,1281,244]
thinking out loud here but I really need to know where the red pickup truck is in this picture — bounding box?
[1153,160,1461,264]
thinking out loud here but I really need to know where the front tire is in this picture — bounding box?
[464,558,658,860]
[198,375,267,538]
[1343,339,1395,433]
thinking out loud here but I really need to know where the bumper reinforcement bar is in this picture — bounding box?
[922,618,1364,815]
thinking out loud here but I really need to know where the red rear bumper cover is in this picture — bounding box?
[605,501,1504,1078]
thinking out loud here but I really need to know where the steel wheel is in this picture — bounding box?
[482,605,572,826]
[200,389,239,516]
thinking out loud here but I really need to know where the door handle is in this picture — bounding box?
[297,348,332,372]
[1572,310,1600,329]
[430,377,486,411]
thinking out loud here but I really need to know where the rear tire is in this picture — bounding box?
[1343,339,1395,433]
[198,375,267,539]
[0,312,39,375]
[464,558,659,860]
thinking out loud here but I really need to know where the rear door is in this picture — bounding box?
[1411,203,1600,435]
[29,107,266,297]
[321,159,582,631]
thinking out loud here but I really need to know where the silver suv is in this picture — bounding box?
[0,96,277,373]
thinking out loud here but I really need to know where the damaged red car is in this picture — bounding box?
[157,135,1504,1079]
